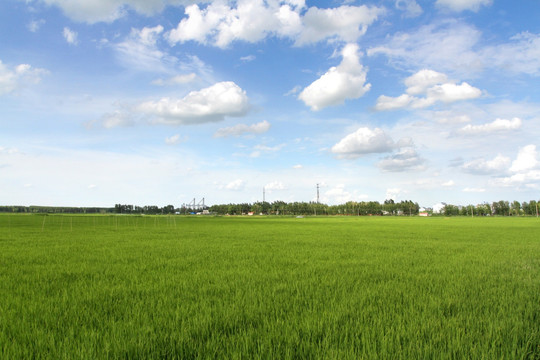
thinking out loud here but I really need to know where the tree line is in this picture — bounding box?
[441,200,539,217]
[1,199,538,216]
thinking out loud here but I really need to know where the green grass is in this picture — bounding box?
[1,214,539,359]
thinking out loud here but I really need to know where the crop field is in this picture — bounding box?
[0,214,539,359]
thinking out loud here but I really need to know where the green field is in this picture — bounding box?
[1,214,539,359]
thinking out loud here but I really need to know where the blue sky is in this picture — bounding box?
[1,0,540,208]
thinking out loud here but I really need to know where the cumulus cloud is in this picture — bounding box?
[395,0,422,18]
[295,5,384,45]
[385,188,402,201]
[265,181,287,191]
[462,155,511,175]
[509,145,539,173]
[136,81,249,125]
[168,1,383,48]
[331,127,398,158]
[378,148,425,172]
[34,0,195,23]
[299,43,370,111]
[459,117,522,134]
[375,69,481,111]
[224,179,245,191]
[0,60,48,95]
[492,145,540,187]
[214,120,270,138]
[63,27,78,45]
[436,0,492,12]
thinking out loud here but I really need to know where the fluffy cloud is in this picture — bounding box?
[224,179,245,191]
[509,145,539,173]
[295,5,384,45]
[492,145,540,187]
[168,1,383,48]
[0,60,47,95]
[34,0,194,23]
[378,148,425,172]
[265,181,287,191]
[63,27,78,45]
[331,127,397,158]
[214,120,270,138]
[462,155,511,175]
[395,0,422,18]
[375,69,481,111]
[436,0,492,12]
[459,117,522,134]
[299,43,370,111]
[136,81,249,125]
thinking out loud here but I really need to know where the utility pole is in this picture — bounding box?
[316,183,320,203]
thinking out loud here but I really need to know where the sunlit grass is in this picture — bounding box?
[1,214,539,358]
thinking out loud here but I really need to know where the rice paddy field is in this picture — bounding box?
[0,214,539,359]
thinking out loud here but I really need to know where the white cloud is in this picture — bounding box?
[152,73,197,86]
[436,0,492,12]
[367,21,483,75]
[115,25,178,72]
[368,20,540,77]
[63,27,78,45]
[480,32,540,76]
[224,179,246,191]
[296,5,384,45]
[93,110,134,129]
[265,181,287,191]
[136,81,249,125]
[491,145,540,187]
[462,155,511,175]
[214,120,270,138]
[299,43,370,111]
[250,143,286,158]
[240,55,256,62]
[331,127,397,158]
[34,0,195,23]
[385,188,402,201]
[375,69,481,111]
[509,145,539,173]
[395,0,422,18]
[378,148,425,172]
[293,164,303,169]
[168,1,383,48]
[459,117,522,134]
[0,60,48,95]
[165,134,187,145]
[441,180,455,187]
[462,187,486,192]
[28,19,45,32]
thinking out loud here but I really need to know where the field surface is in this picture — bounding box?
[1,214,539,359]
